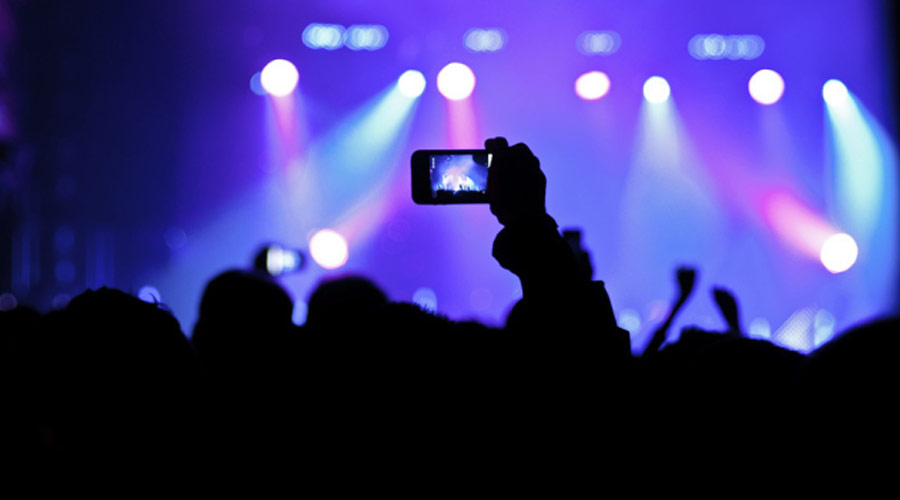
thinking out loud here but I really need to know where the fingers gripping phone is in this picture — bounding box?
[411,149,493,204]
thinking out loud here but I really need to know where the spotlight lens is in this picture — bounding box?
[260,59,299,97]
[820,232,858,273]
[643,76,671,103]
[822,79,848,105]
[748,69,785,105]
[575,71,611,100]
[309,229,349,270]
[437,62,476,101]
[398,70,426,98]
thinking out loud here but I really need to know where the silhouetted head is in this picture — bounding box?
[24,288,199,458]
[55,287,196,380]
[306,275,388,331]
[192,269,294,373]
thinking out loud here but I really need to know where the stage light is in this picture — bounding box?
[249,72,266,96]
[689,34,764,60]
[703,35,727,59]
[748,318,771,339]
[412,287,438,312]
[302,23,345,50]
[617,308,641,332]
[575,71,611,100]
[814,309,836,347]
[822,79,849,105]
[437,62,476,101]
[344,25,389,50]
[52,294,71,310]
[464,28,506,52]
[0,292,17,311]
[773,307,816,352]
[643,76,670,103]
[398,70,426,98]
[309,229,349,270]
[820,232,858,273]
[137,285,161,303]
[260,59,299,97]
[577,30,622,55]
[748,69,785,105]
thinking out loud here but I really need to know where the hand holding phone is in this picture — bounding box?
[485,137,546,227]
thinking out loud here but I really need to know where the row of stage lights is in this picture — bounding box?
[256,59,851,107]
[301,23,763,60]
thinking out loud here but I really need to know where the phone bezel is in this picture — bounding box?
[411,149,490,205]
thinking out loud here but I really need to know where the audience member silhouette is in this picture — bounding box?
[15,288,199,461]
[192,269,295,378]
[305,275,388,334]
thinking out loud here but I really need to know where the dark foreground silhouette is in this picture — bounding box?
[1,138,896,471]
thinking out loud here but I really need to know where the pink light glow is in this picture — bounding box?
[446,98,479,149]
[761,191,837,258]
[267,92,307,172]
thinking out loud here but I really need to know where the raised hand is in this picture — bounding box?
[712,287,742,336]
[643,266,698,356]
[485,137,547,227]
[676,267,697,305]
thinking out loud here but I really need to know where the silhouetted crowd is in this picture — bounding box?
[2,139,897,467]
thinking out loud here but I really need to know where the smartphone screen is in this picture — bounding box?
[412,149,492,204]
[430,153,492,198]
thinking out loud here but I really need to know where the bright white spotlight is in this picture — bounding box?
[437,62,476,101]
[643,76,671,103]
[748,69,785,105]
[823,79,849,105]
[820,232,858,273]
[260,59,299,97]
[398,70,426,98]
[309,229,349,270]
[575,71,611,100]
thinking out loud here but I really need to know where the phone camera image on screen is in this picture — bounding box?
[430,153,491,199]
[411,149,492,204]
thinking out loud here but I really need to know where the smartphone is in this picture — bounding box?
[411,149,493,204]
[253,244,305,276]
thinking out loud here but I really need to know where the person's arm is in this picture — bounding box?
[485,138,581,302]
[644,267,696,356]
